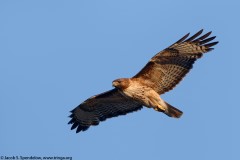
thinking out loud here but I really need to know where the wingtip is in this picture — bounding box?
[71,122,79,130]
[205,41,219,48]
[175,32,190,43]
[195,29,204,36]
[76,128,81,133]
[185,29,205,42]
[68,113,74,118]
[75,125,89,133]
[199,29,204,34]
[199,36,216,45]
[68,118,75,124]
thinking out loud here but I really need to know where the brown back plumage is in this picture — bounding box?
[134,29,218,94]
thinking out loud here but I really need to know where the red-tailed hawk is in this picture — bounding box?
[68,29,218,133]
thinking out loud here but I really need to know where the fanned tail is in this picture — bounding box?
[155,101,183,118]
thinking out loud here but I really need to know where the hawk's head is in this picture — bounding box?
[112,78,130,90]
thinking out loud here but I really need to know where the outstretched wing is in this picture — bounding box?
[134,29,218,94]
[68,89,142,133]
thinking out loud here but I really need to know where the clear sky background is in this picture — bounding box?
[0,1,238,160]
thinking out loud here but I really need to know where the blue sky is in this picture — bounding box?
[0,0,238,160]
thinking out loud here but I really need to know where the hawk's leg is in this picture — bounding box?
[154,105,166,112]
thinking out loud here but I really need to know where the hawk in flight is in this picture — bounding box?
[68,29,218,133]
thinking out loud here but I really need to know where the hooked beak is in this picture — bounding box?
[112,81,117,87]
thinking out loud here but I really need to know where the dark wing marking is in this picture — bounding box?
[134,29,218,94]
[68,89,142,133]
